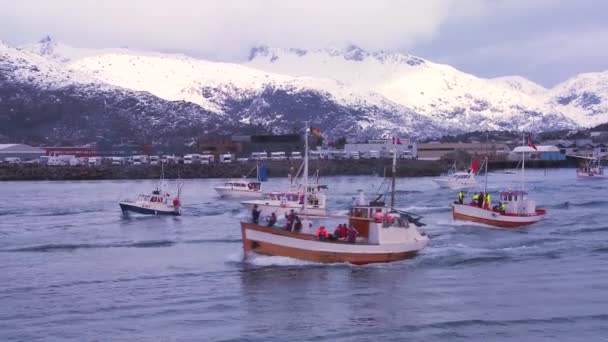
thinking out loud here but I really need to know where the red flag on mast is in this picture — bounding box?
[528,136,537,150]
[471,160,479,173]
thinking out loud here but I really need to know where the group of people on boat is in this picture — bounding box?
[251,206,302,232]
[457,191,506,213]
[315,224,358,243]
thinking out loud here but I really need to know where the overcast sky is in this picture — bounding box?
[1,0,606,87]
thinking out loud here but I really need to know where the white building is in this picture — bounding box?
[344,139,417,159]
[0,144,46,161]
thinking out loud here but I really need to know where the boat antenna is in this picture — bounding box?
[390,147,396,210]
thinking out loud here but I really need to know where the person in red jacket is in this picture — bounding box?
[315,226,330,240]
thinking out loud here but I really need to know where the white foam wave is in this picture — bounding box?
[402,206,449,213]
[246,253,319,267]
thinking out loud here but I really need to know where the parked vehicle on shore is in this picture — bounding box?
[270,151,287,160]
[220,154,234,163]
[251,152,268,161]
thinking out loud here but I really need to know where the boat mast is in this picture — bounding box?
[302,121,309,211]
[484,156,488,194]
[390,147,396,210]
[521,134,525,191]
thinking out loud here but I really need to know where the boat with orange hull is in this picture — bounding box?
[240,122,429,265]
[241,212,428,265]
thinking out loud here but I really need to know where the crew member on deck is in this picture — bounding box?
[316,226,330,240]
[472,192,479,205]
[500,202,506,213]
[252,204,261,224]
[267,212,277,227]
[458,191,464,204]
[347,225,359,243]
[484,193,491,210]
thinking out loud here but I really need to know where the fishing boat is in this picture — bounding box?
[240,185,327,217]
[451,141,546,228]
[574,156,604,179]
[240,123,430,265]
[214,164,268,198]
[240,155,327,216]
[434,161,479,189]
[119,164,183,216]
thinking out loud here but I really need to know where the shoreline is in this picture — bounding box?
[0,159,576,181]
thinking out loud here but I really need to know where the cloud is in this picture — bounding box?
[0,0,482,59]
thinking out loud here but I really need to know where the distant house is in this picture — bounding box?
[345,139,417,159]
[416,142,509,160]
[508,145,565,161]
[0,144,46,161]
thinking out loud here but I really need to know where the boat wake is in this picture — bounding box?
[402,205,450,214]
[1,238,242,253]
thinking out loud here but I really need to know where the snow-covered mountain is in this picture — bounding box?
[547,71,608,127]
[4,36,608,146]
[247,45,581,131]
[19,37,442,139]
[3,38,442,144]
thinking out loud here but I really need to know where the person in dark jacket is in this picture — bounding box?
[347,225,359,243]
[252,205,261,224]
[267,212,277,227]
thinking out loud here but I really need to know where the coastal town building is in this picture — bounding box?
[344,139,417,159]
[416,142,510,160]
[0,144,46,161]
[507,145,565,161]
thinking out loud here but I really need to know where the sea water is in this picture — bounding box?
[1,169,607,341]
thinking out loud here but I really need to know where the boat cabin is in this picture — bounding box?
[498,190,537,215]
[348,204,410,242]
[136,192,167,204]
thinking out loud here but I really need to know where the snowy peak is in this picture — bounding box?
[490,76,547,97]
[548,71,608,127]
[248,44,426,66]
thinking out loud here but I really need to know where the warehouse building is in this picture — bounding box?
[0,144,46,161]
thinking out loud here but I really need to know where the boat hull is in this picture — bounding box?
[452,204,544,228]
[119,202,180,216]
[214,187,263,198]
[240,223,428,265]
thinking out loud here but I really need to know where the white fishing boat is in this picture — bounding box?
[574,156,604,179]
[434,161,479,189]
[240,185,328,217]
[214,164,268,198]
[241,125,429,264]
[241,146,327,216]
[119,165,183,216]
[119,188,182,216]
[452,141,546,228]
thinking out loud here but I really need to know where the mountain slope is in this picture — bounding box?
[3,40,441,144]
[548,71,608,127]
[246,45,578,131]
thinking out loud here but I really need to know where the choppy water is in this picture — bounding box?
[1,169,607,341]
